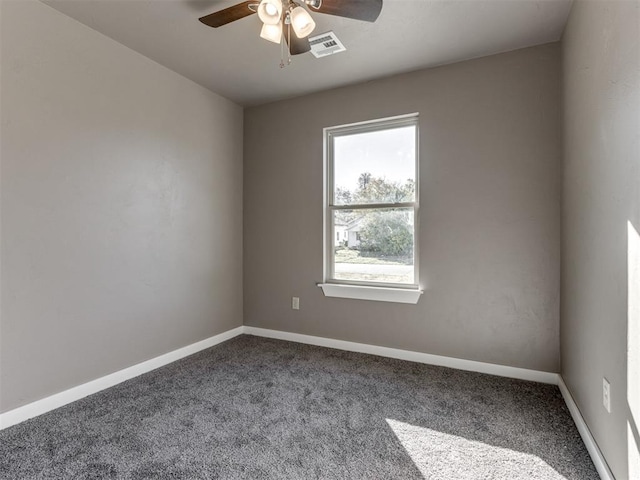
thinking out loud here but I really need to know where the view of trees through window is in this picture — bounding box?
[328,119,418,286]
[333,173,415,285]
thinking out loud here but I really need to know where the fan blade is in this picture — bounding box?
[284,28,311,55]
[310,0,382,22]
[199,1,257,28]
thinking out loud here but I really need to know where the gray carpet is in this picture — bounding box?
[0,335,598,479]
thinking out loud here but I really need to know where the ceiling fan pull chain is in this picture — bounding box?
[287,22,292,65]
[280,20,291,68]
[280,25,285,68]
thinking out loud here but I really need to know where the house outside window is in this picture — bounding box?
[324,114,419,292]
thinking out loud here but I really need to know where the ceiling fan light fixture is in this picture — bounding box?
[260,22,282,43]
[290,5,316,38]
[258,0,283,25]
[304,0,322,9]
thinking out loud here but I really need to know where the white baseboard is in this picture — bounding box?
[246,327,617,478]
[0,326,244,430]
[0,322,615,480]
[243,326,559,384]
[558,377,615,480]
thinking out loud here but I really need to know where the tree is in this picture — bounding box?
[334,187,356,226]
[349,172,415,257]
[358,172,372,190]
[353,174,414,204]
[358,210,413,257]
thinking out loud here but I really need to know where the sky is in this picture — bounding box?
[333,125,416,194]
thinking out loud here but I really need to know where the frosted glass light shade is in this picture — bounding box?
[258,0,282,25]
[260,22,282,44]
[290,6,315,38]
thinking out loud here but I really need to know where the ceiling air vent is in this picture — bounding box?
[309,31,346,58]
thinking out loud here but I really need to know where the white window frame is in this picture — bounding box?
[319,114,422,303]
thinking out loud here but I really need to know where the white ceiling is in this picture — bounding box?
[43,0,573,106]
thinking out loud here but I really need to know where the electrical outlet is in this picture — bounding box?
[292,297,300,310]
[603,378,611,413]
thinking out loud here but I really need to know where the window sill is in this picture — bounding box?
[318,283,423,304]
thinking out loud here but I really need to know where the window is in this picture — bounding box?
[321,114,421,303]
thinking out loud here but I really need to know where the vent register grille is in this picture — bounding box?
[309,31,346,58]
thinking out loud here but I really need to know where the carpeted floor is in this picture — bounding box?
[0,335,598,479]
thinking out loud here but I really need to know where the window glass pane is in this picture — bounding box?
[333,125,416,205]
[333,208,414,284]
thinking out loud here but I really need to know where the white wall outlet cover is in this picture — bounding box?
[292,297,300,310]
[602,377,611,413]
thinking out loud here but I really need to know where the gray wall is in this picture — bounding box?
[244,43,562,372]
[561,1,640,478]
[0,0,243,413]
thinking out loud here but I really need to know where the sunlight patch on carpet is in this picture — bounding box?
[386,418,565,479]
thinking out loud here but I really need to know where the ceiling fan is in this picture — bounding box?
[199,0,383,65]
